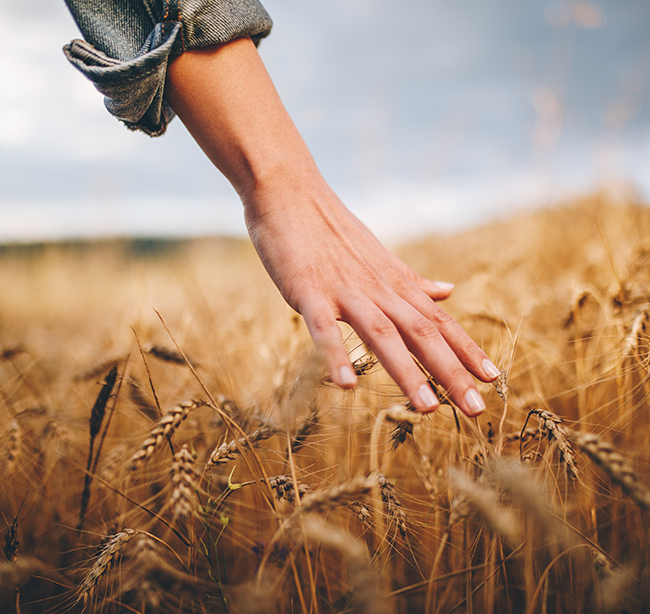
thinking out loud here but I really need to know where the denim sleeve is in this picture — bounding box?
[62,1,273,136]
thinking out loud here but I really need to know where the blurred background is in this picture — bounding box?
[1,0,649,243]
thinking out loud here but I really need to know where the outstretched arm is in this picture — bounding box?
[165,37,499,415]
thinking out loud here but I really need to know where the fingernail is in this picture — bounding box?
[465,389,486,416]
[339,366,357,387]
[482,358,501,379]
[417,383,439,410]
[434,281,455,292]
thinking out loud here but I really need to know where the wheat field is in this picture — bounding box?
[1,192,650,613]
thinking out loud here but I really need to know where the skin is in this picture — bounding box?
[165,37,500,416]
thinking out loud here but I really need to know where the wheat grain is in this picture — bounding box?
[320,353,378,383]
[492,369,509,402]
[348,500,371,523]
[126,535,163,609]
[129,400,205,471]
[205,424,276,468]
[299,517,390,614]
[385,404,422,450]
[79,365,119,528]
[289,474,375,521]
[143,343,190,366]
[169,445,197,521]
[572,432,650,509]
[291,403,319,452]
[267,475,310,503]
[377,473,408,538]
[623,303,650,358]
[77,529,138,607]
[449,494,472,527]
[527,408,578,482]
[5,419,22,477]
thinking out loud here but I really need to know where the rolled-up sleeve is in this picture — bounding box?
[62,0,273,136]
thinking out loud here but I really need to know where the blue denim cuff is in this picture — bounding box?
[63,0,273,136]
[63,22,181,136]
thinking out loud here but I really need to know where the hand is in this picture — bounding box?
[243,169,499,415]
[165,38,499,415]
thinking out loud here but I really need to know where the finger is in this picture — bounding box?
[407,274,455,300]
[387,255,454,300]
[300,297,357,389]
[423,302,500,383]
[380,299,487,417]
[344,301,440,413]
[388,280,500,383]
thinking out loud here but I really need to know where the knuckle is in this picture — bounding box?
[455,336,479,360]
[367,316,397,339]
[307,314,337,338]
[410,317,442,342]
[430,306,456,329]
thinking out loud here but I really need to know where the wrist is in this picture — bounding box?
[240,155,326,215]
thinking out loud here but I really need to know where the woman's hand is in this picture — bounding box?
[243,170,498,415]
[165,37,499,415]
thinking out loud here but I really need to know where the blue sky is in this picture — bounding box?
[1,0,649,242]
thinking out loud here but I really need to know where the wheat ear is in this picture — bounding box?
[288,474,376,522]
[205,425,276,468]
[76,529,138,607]
[129,400,205,471]
[572,431,650,509]
[524,408,578,482]
[169,445,198,521]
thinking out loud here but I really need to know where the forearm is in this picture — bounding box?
[163,37,497,414]
[165,37,317,200]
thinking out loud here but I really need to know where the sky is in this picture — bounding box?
[1,0,649,243]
